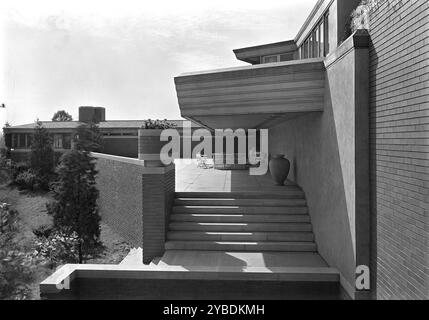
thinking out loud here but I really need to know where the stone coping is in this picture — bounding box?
[92,152,174,174]
[176,57,325,79]
[40,263,340,294]
[325,29,370,69]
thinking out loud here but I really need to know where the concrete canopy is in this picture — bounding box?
[233,40,297,64]
[174,58,326,130]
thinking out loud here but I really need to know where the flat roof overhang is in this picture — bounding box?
[174,58,326,129]
[233,40,297,64]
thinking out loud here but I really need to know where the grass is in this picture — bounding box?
[0,176,131,300]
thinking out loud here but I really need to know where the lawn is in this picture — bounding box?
[0,175,131,300]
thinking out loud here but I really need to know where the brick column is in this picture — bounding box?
[141,164,175,264]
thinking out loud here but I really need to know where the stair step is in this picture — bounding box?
[169,222,312,232]
[170,214,310,223]
[165,241,317,252]
[174,198,306,206]
[175,191,304,199]
[172,206,308,215]
[167,231,314,242]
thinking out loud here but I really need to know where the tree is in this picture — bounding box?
[74,123,103,152]
[52,110,73,122]
[50,149,100,263]
[30,121,54,177]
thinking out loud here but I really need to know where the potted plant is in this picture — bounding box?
[138,119,177,167]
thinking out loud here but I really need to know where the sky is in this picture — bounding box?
[0,0,316,126]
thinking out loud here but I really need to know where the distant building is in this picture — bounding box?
[3,106,200,161]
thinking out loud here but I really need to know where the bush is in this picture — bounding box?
[45,201,58,216]
[14,169,39,191]
[0,203,18,233]
[34,230,80,266]
[11,165,56,191]
[32,224,53,238]
[51,149,100,263]
[0,246,39,300]
[141,119,177,129]
[0,212,40,300]
[11,162,30,181]
[0,155,10,169]
[36,173,56,191]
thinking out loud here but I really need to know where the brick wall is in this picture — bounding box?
[95,154,145,248]
[368,0,429,299]
[94,153,175,263]
[103,137,138,158]
[142,166,175,263]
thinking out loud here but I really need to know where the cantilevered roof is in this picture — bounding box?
[233,40,297,64]
[175,58,326,129]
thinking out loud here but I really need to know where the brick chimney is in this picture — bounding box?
[78,106,106,123]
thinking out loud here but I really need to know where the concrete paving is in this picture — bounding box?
[154,250,329,268]
[175,159,296,192]
[121,248,329,269]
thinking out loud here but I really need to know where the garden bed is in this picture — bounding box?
[0,183,130,300]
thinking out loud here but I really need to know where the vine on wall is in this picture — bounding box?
[343,0,405,41]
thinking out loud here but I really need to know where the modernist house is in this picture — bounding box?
[3,106,200,160]
[39,0,428,300]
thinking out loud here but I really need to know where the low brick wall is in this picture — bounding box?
[142,166,175,263]
[94,153,146,247]
[93,153,175,263]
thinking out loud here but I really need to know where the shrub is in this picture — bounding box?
[11,162,30,181]
[0,155,10,168]
[11,165,55,191]
[14,169,39,191]
[36,173,56,191]
[45,201,58,216]
[141,119,177,129]
[74,123,103,152]
[0,247,39,300]
[50,149,100,263]
[30,121,54,177]
[32,224,53,238]
[0,203,18,234]
[0,214,40,300]
[33,230,80,266]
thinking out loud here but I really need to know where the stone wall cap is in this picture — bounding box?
[325,29,370,69]
[92,152,145,166]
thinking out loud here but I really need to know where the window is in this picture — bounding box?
[261,53,293,64]
[280,53,293,61]
[63,134,71,149]
[25,134,33,148]
[303,39,309,59]
[12,134,18,148]
[262,55,279,64]
[300,11,330,59]
[324,13,330,56]
[53,134,63,149]
[319,21,325,57]
[18,133,26,148]
[314,28,319,57]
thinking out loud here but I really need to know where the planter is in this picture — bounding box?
[138,129,168,167]
[269,154,290,186]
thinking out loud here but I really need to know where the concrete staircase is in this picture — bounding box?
[166,188,317,253]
